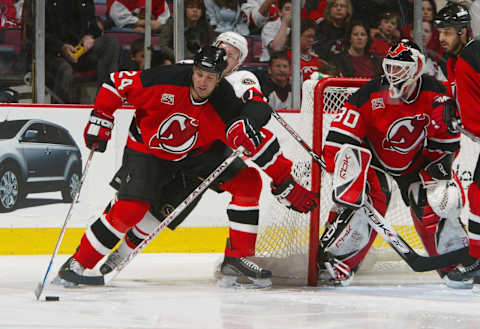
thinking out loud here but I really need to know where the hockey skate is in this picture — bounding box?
[218,256,272,289]
[318,254,354,287]
[100,249,125,275]
[444,257,480,289]
[53,257,104,286]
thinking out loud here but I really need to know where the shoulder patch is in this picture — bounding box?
[242,78,256,85]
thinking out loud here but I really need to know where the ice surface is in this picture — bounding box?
[1,254,479,329]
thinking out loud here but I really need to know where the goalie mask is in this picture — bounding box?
[382,40,425,100]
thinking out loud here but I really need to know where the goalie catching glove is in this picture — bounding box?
[226,117,262,155]
[271,175,318,213]
[84,110,114,152]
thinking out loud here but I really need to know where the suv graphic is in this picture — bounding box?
[0,119,82,212]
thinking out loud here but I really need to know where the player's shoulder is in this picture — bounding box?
[420,74,448,94]
[460,39,480,73]
[348,76,386,108]
[225,70,261,89]
[140,64,192,87]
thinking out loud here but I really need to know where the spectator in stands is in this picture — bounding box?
[158,0,216,60]
[0,0,17,29]
[313,0,353,61]
[370,11,400,57]
[106,0,170,33]
[262,51,292,109]
[153,50,173,66]
[260,0,291,62]
[333,20,382,78]
[45,0,120,104]
[204,0,249,36]
[414,20,446,81]
[241,0,280,33]
[119,37,145,70]
[287,18,327,81]
[401,0,443,62]
[301,0,327,23]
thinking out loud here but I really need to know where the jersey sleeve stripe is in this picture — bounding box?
[326,129,362,146]
[102,83,121,99]
[426,139,460,153]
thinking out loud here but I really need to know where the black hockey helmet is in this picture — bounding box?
[434,2,470,30]
[193,46,228,75]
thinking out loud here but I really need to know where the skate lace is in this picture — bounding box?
[461,259,480,273]
[70,258,85,274]
[240,258,262,272]
[105,250,124,268]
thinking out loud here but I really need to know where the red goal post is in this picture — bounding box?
[308,77,370,285]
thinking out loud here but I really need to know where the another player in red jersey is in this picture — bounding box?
[55,46,317,288]
[434,3,480,287]
[317,40,470,286]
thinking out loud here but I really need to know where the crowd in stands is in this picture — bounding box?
[0,0,479,106]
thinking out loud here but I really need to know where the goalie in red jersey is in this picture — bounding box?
[317,39,470,287]
[55,45,317,289]
[434,2,480,288]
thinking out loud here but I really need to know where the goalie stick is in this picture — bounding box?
[60,147,245,286]
[34,149,95,300]
[270,109,470,272]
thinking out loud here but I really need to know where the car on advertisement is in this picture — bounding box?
[0,119,82,212]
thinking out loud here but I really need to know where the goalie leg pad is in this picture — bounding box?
[409,181,468,274]
[332,144,372,208]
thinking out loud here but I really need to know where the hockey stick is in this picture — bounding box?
[270,110,470,271]
[269,109,322,164]
[457,126,480,144]
[34,149,95,300]
[363,201,469,271]
[95,147,245,285]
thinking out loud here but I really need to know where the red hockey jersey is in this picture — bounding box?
[93,64,270,161]
[446,40,480,136]
[322,75,460,177]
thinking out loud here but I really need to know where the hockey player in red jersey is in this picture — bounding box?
[317,39,470,286]
[434,3,480,287]
[56,45,317,288]
[96,32,319,285]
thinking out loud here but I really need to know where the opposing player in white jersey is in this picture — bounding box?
[433,3,480,287]
[96,32,318,287]
[317,40,470,287]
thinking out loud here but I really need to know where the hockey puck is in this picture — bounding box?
[45,296,60,301]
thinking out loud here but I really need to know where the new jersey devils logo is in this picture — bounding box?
[149,113,199,153]
[382,114,430,154]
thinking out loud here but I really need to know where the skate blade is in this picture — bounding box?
[443,277,473,289]
[218,275,272,289]
[51,275,78,288]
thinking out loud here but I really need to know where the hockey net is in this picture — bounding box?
[252,77,471,286]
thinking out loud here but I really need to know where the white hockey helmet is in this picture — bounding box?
[214,31,248,70]
[382,39,425,99]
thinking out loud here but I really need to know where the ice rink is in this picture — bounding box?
[1,253,479,329]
